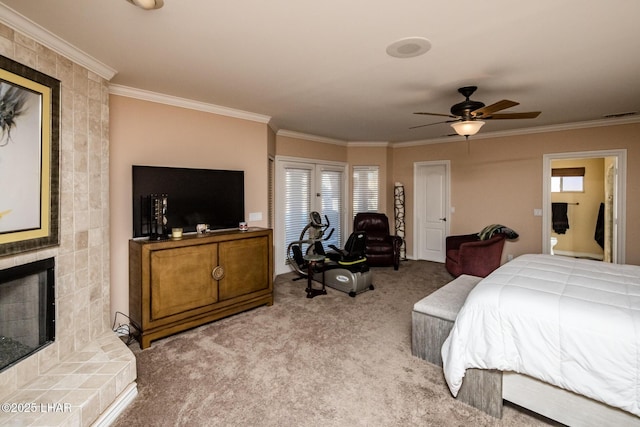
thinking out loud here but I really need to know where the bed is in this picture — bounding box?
[441,254,640,425]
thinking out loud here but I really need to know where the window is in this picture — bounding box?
[551,167,585,192]
[353,166,379,215]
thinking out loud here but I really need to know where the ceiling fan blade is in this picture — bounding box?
[472,100,519,118]
[414,112,458,119]
[409,120,456,129]
[487,111,541,120]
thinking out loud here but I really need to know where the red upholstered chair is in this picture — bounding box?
[353,213,402,270]
[445,233,506,278]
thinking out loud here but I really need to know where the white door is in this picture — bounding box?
[414,161,449,262]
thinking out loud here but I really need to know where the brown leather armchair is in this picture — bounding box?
[445,233,506,278]
[353,213,402,270]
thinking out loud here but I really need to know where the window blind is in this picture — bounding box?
[284,167,311,260]
[552,167,585,177]
[353,166,379,215]
[320,169,343,250]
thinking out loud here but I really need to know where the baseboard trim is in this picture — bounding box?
[91,382,138,427]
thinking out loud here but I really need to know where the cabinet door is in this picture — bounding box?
[219,236,269,300]
[150,244,218,320]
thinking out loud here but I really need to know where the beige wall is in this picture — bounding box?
[276,134,347,162]
[109,96,640,323]
[108,92,640,324]
[0,24,111,395]
[551,157,605,258]
[392,123,640,264]
[109,95,270,322]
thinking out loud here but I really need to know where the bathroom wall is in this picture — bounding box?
[551,157,605,259]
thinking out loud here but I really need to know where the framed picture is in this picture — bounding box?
[0,55,60,257]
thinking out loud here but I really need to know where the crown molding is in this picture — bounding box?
[347,141,390,148]
[109,84,272,124]
[276,129,347,146]
[276,131,391,147]
[0,3,117,80]
[394,115,640,148]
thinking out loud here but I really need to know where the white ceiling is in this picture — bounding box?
[1,0,639,143]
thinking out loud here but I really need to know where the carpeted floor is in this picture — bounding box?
[113,260,556,426]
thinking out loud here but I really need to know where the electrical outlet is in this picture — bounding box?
[533,208,543,216]
[507,254,514,261]
[249,212,262,221]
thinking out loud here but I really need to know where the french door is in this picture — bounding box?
[275,156,348,275]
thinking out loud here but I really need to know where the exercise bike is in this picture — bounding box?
[286,211,333,277]
[287,212,374,297]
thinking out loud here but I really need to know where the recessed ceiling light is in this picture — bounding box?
[386,37,432,58]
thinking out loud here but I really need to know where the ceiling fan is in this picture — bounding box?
[411,86,541,137]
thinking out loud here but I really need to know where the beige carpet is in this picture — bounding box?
[113,260,556,426]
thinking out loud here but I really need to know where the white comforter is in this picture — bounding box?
[441,254,640,416]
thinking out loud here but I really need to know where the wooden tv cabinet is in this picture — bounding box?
[129,227,273,349]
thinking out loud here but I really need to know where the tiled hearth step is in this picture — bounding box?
[0,332,137,426]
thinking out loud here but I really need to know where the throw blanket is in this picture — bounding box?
[477,224,519,240]
[441,254,640,416]
[551,203,569,234]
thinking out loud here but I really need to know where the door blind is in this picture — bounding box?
[320,169,343,250]
[284,167,312,259]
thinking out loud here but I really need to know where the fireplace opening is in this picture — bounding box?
[0,258,55,372]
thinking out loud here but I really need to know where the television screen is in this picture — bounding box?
[132,165,244,238]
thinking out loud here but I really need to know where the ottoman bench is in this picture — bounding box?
[411,274,482,366]
[411,273,503,418]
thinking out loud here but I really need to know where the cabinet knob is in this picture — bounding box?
[212,265,225,281]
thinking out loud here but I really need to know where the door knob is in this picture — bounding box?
[439,217,447,222]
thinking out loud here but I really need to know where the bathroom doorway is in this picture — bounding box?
[542,150,626,264]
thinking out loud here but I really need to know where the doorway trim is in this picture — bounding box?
[413,160,451,262]
[542,149,626,264]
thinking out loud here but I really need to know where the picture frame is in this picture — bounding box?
[0,55,60,257]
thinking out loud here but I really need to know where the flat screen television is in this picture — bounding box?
[132,165,244,238]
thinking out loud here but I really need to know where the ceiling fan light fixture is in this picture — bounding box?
[451,120,485,136]
[127,0,164,10]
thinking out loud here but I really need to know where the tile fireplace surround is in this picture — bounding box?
[0,332,136,426]
[0,15,137,427]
